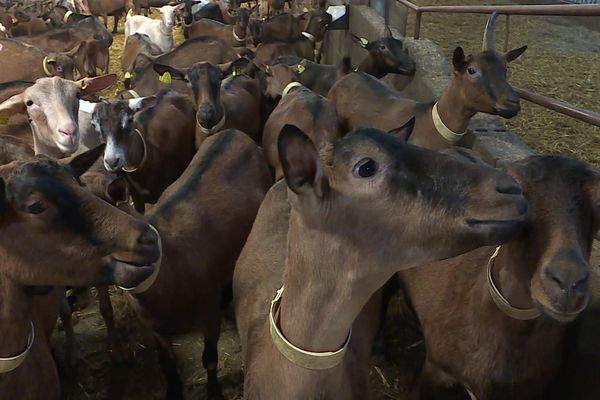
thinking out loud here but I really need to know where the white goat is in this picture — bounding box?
[124,4,183,54]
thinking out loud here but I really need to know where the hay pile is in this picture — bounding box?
[407,0,600,167]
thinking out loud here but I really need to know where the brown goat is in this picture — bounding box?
[398,153,600,400]
[0,148,161,400]
[0,81,34,145]
[47,5,113,48]
[127,35,239,97]
[154,59,265,144]
[92,89,196,212]
[234,123,528,399]
[0,134,33,165]
[328,12,527,150]
[121,32,163,88]
[262,83,341,180]
[249,9,329,45]
[10,10,48,37]
[87,0,127,33]
[124,129,271,399]
[188,6,250,47]
[0,38,79,83]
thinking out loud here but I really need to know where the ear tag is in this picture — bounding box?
[0,116,9,125]
[297,64,305,74]
[303,7,309,12]
[11,17,17,24]
[232,68,238,77]
[159,71,172,84]
[124,71,133,79]
[359,38,369,48]
[265,65,271,73]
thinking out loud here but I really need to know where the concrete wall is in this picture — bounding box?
[323,4,534,166]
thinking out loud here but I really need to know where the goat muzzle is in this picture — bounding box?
[117,225,163,295]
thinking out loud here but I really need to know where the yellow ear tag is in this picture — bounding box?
[297,64,305,74]
[232,68,238,77]
[359,38,369,48]
[159,71,172,84]
[0,116,9,125]
[303,7,309,12]
[124,71,133,79]
[11,17,17,24]
[265,65,271,73]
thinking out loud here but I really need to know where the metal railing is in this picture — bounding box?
[392,1,600,128]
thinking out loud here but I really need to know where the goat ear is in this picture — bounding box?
[67,144,106,177]
[278,124,323,196]
[0,93,26,117]
[387,117,415,141]
[452,46,467,72]
[106,177,130,205]
[220,57,251,77]
[505,45,527,63]
[128,96,157,111]
[78,74,118,96]
[153,64,187,80]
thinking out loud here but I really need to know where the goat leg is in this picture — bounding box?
[113,14,119,34]
[155,334,184,400]
[97,286,131,363]
[202,335,224,400]
[59,296,78,373]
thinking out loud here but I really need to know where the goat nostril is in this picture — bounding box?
[572,271,590,290]
[138,227,158,247]
[495,179,522,196]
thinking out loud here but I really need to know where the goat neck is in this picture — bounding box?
[277,211,382,353]
[0,275,32,365]
[434,78,477,138]
[356,54,383,79]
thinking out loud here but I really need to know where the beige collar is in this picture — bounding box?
[118,225,162,294]
[63,10,74,23]
[126,90,140,98]
[42,56,53,77]
[301,31,316,42]
[282,82,302,97]
[0,321,35,374]
[197,112,226,135]
[122,128,147,173]
[487,246,541,320]
[232,28,244,43]
[431,102,466,143]
[269,286,351,370]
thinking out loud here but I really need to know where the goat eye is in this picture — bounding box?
[26,100,34,107]
[380,44,386,50]
[27,200,47,215]
[467,67,477,75]
[353,158,378,178]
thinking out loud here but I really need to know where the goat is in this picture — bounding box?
[182,0,225,38]
[399,153,600,400]
[154,59,266,144]
[125,4,184,54]
[86,0,127,34]
[0,75,117,157]
[125,129,271,399]
[47,5,113,48]
[126,35,239,97]
[0,134,34,164]
[188,6,250,47]
[0,81,34,146]
[91,89,196,212]
[0,148,160,400]
[132,0,172,16]
[234,122,527,399]
[9,9,48,37]
[121,32,163,89]
[262,83,341,180]
[249,9,328,45]
[0,38,78,83]
[328,12,527,150]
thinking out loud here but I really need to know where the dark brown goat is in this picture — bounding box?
[328,12,527,150]
[121,33,163,88]
[87,0,127,33]
[0,148,160,400]
[0,134,33,165]
[125,129,271,399]
[234,124,527,399]
[249,9,329,45]
[127,35,239,97]
[10,10,48,37]
[188,7,250,47]
[154,59,265,144]
[92,89,196,212]
[399,153,600,400]
[262,83,340,180]
[47,5,113,48]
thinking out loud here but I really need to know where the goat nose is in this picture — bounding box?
[106,157,120,170]
[495,175,522,196]
[58,123,77,137]
[546,267,590,293]
[137,225,159,248]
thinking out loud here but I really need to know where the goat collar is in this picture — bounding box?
[487,246,541,321]
[0,321,35,374]
[42,57,53,77]
[122,128,147,173]
[431,102,466,143]
[282,82,302,97]
[126,90,140,98]
[232,28,244,43]
[197,112,226,135]
[63,10,73,23]
[301,31,316,42]
[118,225,162,294]
[269,286,351,370]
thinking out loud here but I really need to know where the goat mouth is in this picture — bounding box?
[111,259,155,288]
[532,298,587,323]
